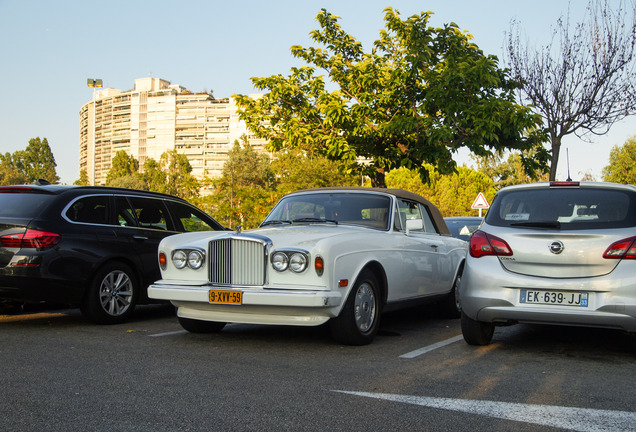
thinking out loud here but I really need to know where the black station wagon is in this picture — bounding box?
[0,183,224,323]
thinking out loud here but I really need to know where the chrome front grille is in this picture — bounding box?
[209,237,267,286]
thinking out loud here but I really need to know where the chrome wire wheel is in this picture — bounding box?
[98,270,134,317]
[354,282,377,333]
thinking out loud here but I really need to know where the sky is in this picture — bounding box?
[0,0,634,185]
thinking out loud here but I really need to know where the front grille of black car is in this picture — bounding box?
[209,237,267,286]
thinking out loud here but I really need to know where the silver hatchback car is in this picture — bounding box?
[460,181,636,345]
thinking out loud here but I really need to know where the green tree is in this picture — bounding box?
[140,151,199,198]
[13,137,59,184]
[235,8,548,188]
[74,168,90,186]
[602,136,636,183]
[271,149,359,196]
[142,158,166,193]
[160,150,200,199]
[106,150,140,185]
[473,149,549,188]
[434,167,497,217]
[109,175,148,190]
[212,140,275,229]
[0,152,27,185]
[386,165,496,216]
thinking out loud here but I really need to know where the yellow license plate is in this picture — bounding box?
[209,289,242,304]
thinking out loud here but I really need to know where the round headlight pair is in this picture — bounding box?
[271,251,308,273]
[172,249,205,270]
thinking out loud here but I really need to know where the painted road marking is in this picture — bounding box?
[400,335,463,358]
[334,391,636,432]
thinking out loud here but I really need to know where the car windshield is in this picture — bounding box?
[262,192,391,230]
[486,187,636,230]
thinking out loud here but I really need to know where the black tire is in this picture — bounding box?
[461,311,495,346]
[440,271,462,319]
[178,316,226,333]
[81,262,138,324]
[329,269,382,346]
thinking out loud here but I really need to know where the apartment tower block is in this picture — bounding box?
[79,77,266,189]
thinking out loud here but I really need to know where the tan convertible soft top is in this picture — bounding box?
[289,187,450,235]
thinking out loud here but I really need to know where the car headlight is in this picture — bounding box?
[271,250,309,273]
[289,252,308,273]
[188,250,204,269]
[172,250,187,269]
[271,251,289,272]
[172,248,205,270]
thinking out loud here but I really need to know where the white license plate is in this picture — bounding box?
[520,290,588,307]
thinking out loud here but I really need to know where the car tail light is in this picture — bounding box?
[603,236,636,259]
[469,230,513,258]
[0,229,61,250]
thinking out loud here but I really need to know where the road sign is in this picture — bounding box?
[471,192,490,209]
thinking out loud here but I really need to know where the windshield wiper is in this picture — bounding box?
[292,217,338,225]
[510,221,561,229]
[260,219,293,227]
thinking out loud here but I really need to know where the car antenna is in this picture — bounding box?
[566,148,572,182]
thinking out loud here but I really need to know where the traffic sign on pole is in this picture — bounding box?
[471,192,490,217]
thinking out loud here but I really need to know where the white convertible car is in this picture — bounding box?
[148,188,467,345]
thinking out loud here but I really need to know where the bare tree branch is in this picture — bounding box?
[505,0,636,180]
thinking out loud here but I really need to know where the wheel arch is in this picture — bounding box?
[358,260,388,306]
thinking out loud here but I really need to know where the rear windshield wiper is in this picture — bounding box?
[510,221,561,229]
[292,217,338,225]
[260,219,293,227]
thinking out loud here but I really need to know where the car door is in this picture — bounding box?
[391,198,449,299]
[64,194,143,282]
[115,196,175,288]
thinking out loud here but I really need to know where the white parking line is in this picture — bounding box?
[399,335,464,358]
[149,330,188,337]
[333,391,636,432]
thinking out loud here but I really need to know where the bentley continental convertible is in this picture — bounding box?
[148,188,468,345]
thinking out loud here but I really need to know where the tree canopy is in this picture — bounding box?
[0,137,59,185]
[506,0,636,181]
[235,7,547,188]
[210,140,275,229]
[602,136,636,183]
[104,150,199,199]
[385,165,497,217]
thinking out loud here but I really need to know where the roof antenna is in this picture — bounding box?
[566,148,572,182]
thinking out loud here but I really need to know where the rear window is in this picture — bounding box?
[0,191,56,218]
[486,187,636,230]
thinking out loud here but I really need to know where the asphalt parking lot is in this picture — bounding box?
[2,304,636,432]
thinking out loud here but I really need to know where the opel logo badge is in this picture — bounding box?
[549,241,564,254]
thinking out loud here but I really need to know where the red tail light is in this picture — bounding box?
[0,229,61,250]
[603,236,636,259]
[470,230,513,258]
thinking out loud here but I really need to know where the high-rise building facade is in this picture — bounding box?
[79,77,267,189]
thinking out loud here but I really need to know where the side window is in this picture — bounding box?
[418,203,438,233]
[115,197,138,227]
[395,199,438,233]
[127,197,172,231]
[165,201,221,232]
[396,199,423,232]
[66,196,110,225]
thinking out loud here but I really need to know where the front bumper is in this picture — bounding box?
[461,257,636,332]
[148,283,344,326]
